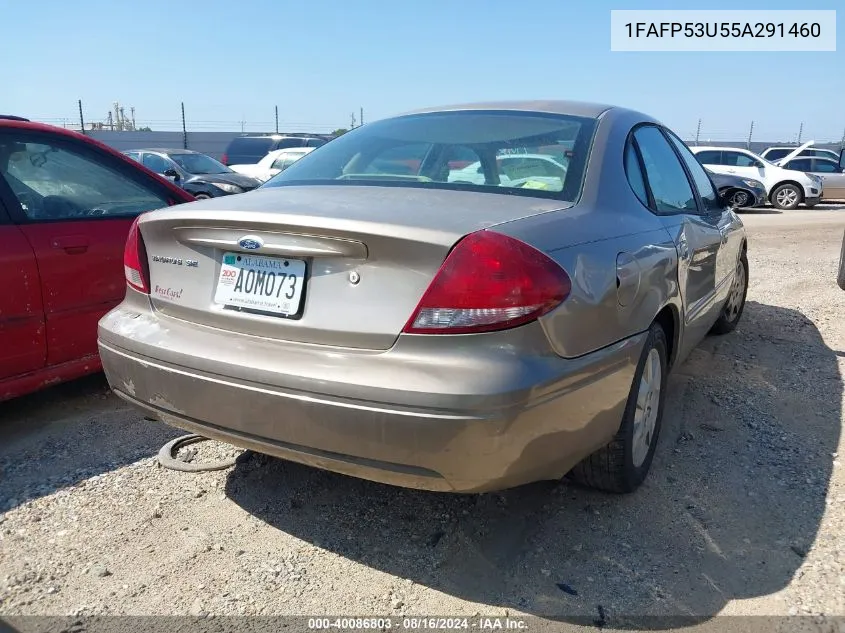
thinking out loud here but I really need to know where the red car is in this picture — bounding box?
[0,117,194,401]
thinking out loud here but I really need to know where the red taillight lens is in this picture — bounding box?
[403,230,571,335]
[124,216,150,294]
[221,153,228,165]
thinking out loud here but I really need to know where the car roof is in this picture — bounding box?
[691,146,755,153]
[398,100,617,119]
[128,148,203,154]
[786,155,837,163]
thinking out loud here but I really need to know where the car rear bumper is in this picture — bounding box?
[98,303,645,493]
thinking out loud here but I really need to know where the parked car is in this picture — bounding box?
[99,101,748,494]
[706,169,766,208]
[0,117,194,402]
[761,145,840,163]
[780,157,845,201]
[229,147,315,183]
[123,149,260,199]
[691,146,823,210]
[447,153,569,188]
[221,134,329,166]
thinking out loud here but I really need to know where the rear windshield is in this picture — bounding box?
[229,137,275,154]
[261,111,597,201]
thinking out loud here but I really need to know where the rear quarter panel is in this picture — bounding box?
[494,107,682,359]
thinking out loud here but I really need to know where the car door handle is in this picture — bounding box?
[52,235,89,254]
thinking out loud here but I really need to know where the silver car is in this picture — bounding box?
[98,101,749,494]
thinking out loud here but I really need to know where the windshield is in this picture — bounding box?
[261,111,597,201]
[169,153,231,174]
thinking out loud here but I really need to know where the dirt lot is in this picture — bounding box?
[2,205,845,627]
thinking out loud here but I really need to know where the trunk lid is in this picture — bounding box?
[138,185,569,350]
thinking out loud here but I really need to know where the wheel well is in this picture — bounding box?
[770,180,805,202]
[654,306,678,369]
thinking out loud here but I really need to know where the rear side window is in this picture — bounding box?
[694,150,722,165]
[812,159,839,173]
[305,138,326,148]
[633,126,697,214]
[763,148,790,160]
[274,139,304,150]
[786,158,813,171]
[624,139,649,207]
[229,137,275,155]
[722,152,757,167]
[665,131,721,211]
[142,153,170,174]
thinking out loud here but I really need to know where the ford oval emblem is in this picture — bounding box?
[238,236,264,250]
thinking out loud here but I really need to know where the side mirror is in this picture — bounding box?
[754,161,764,168]
[163,168,180,182]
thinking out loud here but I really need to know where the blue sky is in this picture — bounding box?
[1,0,842,141]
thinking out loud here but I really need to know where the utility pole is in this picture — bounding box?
[694,119,701,146]
[360,107,364,127]
[797,122,803,145]
[240,116,246,134]
[350,112,356,129]
[181,102,187,149]
[77,99,85,134]
[275,106,279,133]
[746,121,754,150]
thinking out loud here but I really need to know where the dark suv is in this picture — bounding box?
[221,134,329,166]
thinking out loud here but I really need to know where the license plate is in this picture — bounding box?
[214,252,306,316]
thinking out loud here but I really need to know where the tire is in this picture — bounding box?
[569,322,668,493]
[770,183,802,210]
[728,189,751,209]
[194,192,212,200]
[710,250,749,335]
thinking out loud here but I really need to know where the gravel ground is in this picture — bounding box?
[2,204,845,628]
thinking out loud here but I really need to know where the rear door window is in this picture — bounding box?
[811,159,839,173]
[633,126,697,214]
[141,153,171,174]
[694,150,722,165]
[665,131,722,212]
[785,158,813,171]
[722,152,757,167]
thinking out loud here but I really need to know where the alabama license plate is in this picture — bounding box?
[214,252,306,316]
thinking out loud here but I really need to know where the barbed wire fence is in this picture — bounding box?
[34,100,357,136]
[29,102,845,151]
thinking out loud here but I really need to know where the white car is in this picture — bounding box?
[448,153,569,189]
[229,147,314,183]
[691,144,823,210]
[761,144,840,164]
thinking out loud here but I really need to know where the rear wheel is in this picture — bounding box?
[728,189,751,208]
[570,322,668,493]
[771,184,801,210]
[710,250,749,335]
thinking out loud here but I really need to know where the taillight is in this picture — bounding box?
[221,153,228,165]
[403,230,571,335]
[124,216,150,294]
